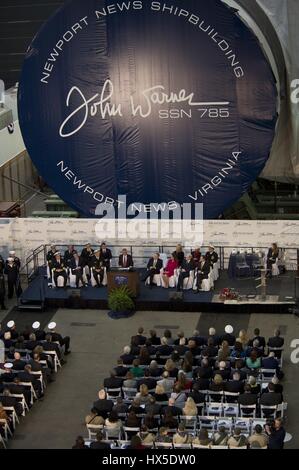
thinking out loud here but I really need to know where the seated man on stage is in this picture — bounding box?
[205,245,219,267]
[80,243,94,267]
[52,252,68,288]
[119,248,134,268]
[194,255,210,293]
[47,245,57,265]
[161,254,178,288]
[267,243,279,278]
[64,245,76,268]
[70,251,86,288]
[100,242,112,271]
[91,249,105,287]
[177,254,195,291]
[143,253,163,287]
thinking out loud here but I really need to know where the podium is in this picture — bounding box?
[107,270,140,297]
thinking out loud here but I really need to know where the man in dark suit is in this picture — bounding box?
[260,383,282,407]
[0,273,6,310]
[156,338,173,356]
[90,432,111,450]
[100,243,112,270]
[143,253,163,287]
[43,334,62,359]
[132,327,147,346]
[238,385,258,407]
[221,325,236,346]
[248,328,266,350]
[12,352,26,371]
[70,252,86,288]
[193,358,213,380]
[137,370,157,391]
[177,255,195,291]
[0,388,23,415]
[120,346,135,365]
[93,390,114,419]
[188,383,206,404]
[224,372,244,394]
[114,359,128,378]
[205,246,219,267]
[8,377,31,407]
[90,249,105,287]
[25,333,39,351]
[161,398,182,417]
[32,322,46,342]
[267,329,284,357]
[52,252,67,288]
[18,364,42,397]
[4,258,21,298]
[195,255,210,292]
[213,361,231,381]
[48,322,71,355]
[103,371,123,390]
[80,244,94,267]
[47,245,57,265]
[64,245,76,267]
[262,353,279,372]
[119,249,134,268]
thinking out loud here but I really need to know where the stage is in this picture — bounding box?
[19,268,297,314]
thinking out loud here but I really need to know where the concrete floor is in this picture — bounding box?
[5,309,299,449]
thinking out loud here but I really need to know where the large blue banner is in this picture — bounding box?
[18,0,278,218]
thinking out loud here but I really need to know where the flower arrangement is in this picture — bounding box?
[219,288,238,301]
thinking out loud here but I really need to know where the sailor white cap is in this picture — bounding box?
[7,257,14,262]
[94,248,100,254]
[48,322,57,330]
[9,251,16,255]
[7,320,15,329]
[54,252,61,256]
[32,322,41,330]
[4,363,13,369]
[225,325,234,334]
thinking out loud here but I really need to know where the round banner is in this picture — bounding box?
[18,0,278,218]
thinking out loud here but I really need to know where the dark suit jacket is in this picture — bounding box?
[206,251,219,266]
[248,335,266,349]
[70,257,84,274]
[90,441,111,449]
[238,393,257,406]
[103,377,123,389]
[120,353,135,365]
[161,405,182,416]
[260,392,282,406]
[93,399,113,419]
[188,390,206,404]
[137,377,157,391]
[221,333,236,346]
[180,259,195,274]
[156,344,173,356]
[119,254,134,268]
[224,380,244,394]
[197,261,210,278]
[262,357,279,371]
[12,360,26,371]
[147,258,163,271]
[267,337,284,349]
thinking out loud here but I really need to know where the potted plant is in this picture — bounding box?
[108,286,135,319]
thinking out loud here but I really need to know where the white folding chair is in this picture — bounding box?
[210,445,229,449]
[173,442,192,449]
[0,433,6,449]
[0,419,12,440]
[86,424,104,440]
[240,404,256,418]
[198,416,216,432]
[259,369,277,382]
[122,387,137,400]
[44,350,61,373]
[206,402,223,417]
[154,442,173,449]
[223,403,239,418]
[3,407,19,429]
[260,405,278,419]
[123,427,140,440]
[179,415,197,431]
[230,446,248,450]
[9,394,28,416]
[216,418,233,432]
[234,418,251,434]
[105,388,122,400]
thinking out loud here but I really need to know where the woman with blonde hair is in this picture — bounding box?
[164,358,178,378]
[153,384,168,402]
[136,384,151,405]
[237,330,248,346]
[183,397,198,417]
[217,340,230,362]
